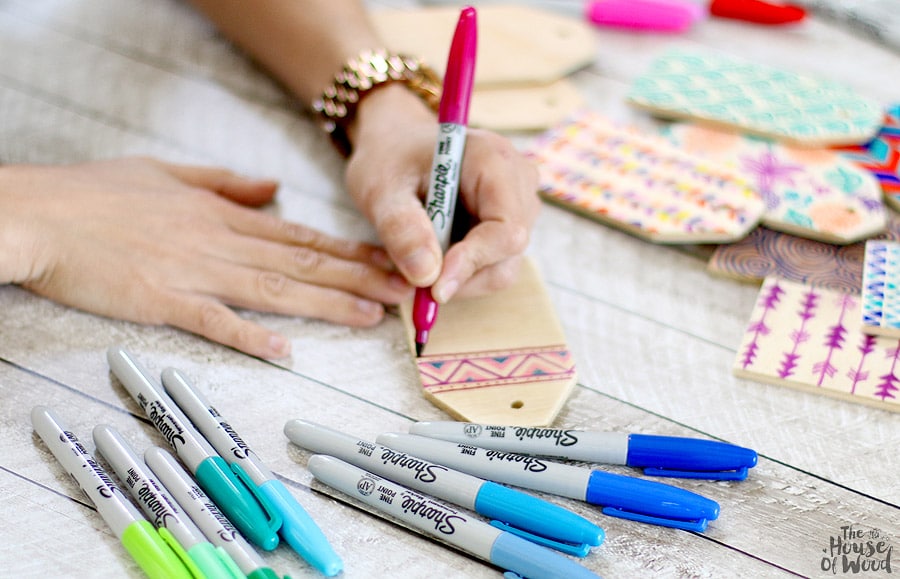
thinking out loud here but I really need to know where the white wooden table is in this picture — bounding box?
[1,1,897,577]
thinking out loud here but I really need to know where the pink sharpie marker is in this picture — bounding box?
[586,0,703,32]
[413,6,477,356]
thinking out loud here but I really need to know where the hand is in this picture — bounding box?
[0,158,412,358]
[345,84,541,303]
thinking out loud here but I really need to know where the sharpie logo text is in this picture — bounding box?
[426,156,456,231]
[380,448,448,483]
[136,480,176,528]
[512,427,579,447]
[218,419,255,460]
[484,451,548,472]
[401,492,465,535]
[146,401,186,449]
[204,500,238,542]
[84,458,119,499]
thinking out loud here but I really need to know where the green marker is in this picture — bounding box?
[31,406,197,579]
[94,424,243,579]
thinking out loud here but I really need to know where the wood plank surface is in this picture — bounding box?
[1,1,898,578]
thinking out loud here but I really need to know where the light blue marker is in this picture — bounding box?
[284,419,603,557]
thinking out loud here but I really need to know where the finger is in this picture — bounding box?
[460,130,541,227]
[158,292,292,359]
[357,198,440,286]
[433,219,531,303]
[218,208,396,271]
[170,258,389,327]
[161,161,279,207]
[204,233,412,304]
[446,255,525,300]
[347,164,442,286]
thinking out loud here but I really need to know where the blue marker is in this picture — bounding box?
[378,432,720,533]
[107,346,281,551]
[409,421,758,480]
[162,368,342,576]
[284,419,604,557]
[308,455,601,579]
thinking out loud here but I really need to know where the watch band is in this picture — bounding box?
[312,49,442,157]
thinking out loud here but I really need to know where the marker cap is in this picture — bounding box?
[194,456,281,551]
[586,470,719,532]
[258,479,343,576]
[121,520,198,579]
[187,543,244,579]
[475,481,604,555]
[586,0,697,32]
[490,531,600,579]
[627,434,758,480]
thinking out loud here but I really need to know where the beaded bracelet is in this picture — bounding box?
[311,49,442,157]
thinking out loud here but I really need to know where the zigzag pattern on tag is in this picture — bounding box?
[862,241,888,327]
[860,240,900,337]
[417,346,575,394]
[838,105,900,208]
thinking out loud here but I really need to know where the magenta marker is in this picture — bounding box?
[585,0,701,32]
[413,5,477,356]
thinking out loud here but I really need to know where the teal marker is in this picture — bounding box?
[94,424,244,579]
[107,346,282,551]
[163,367,342,576]
[31,406,198,579]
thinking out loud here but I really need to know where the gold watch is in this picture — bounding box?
[312,49,442,157]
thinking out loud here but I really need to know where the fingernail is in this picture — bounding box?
[401,248,438,284]
[356,299,384,317]
[268,334,291,358]
[434,279,459,304]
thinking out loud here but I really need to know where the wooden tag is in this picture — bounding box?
[371,4,596,87]
[371,4,595,131]
[527,111,764,244]
[735,276,900,412]
[665,123,886,244]
[628,48,883,147]
[861,240,900,338]
[400,258,576,426]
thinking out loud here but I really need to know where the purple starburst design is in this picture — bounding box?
[740,147,804,211]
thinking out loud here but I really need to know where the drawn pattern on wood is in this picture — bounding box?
[664,123,886,244]
[526,111,763,244]
[627,48,883,147]
[417,346,575,394]
[861,240,900,339]
[838,104,900,210]
[735,276,900,411]
[708,212,900,293]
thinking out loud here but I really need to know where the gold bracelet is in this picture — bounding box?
[312,49,442,157]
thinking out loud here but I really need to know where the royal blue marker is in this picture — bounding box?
[410,421,758,480]
[378,433,720,532]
